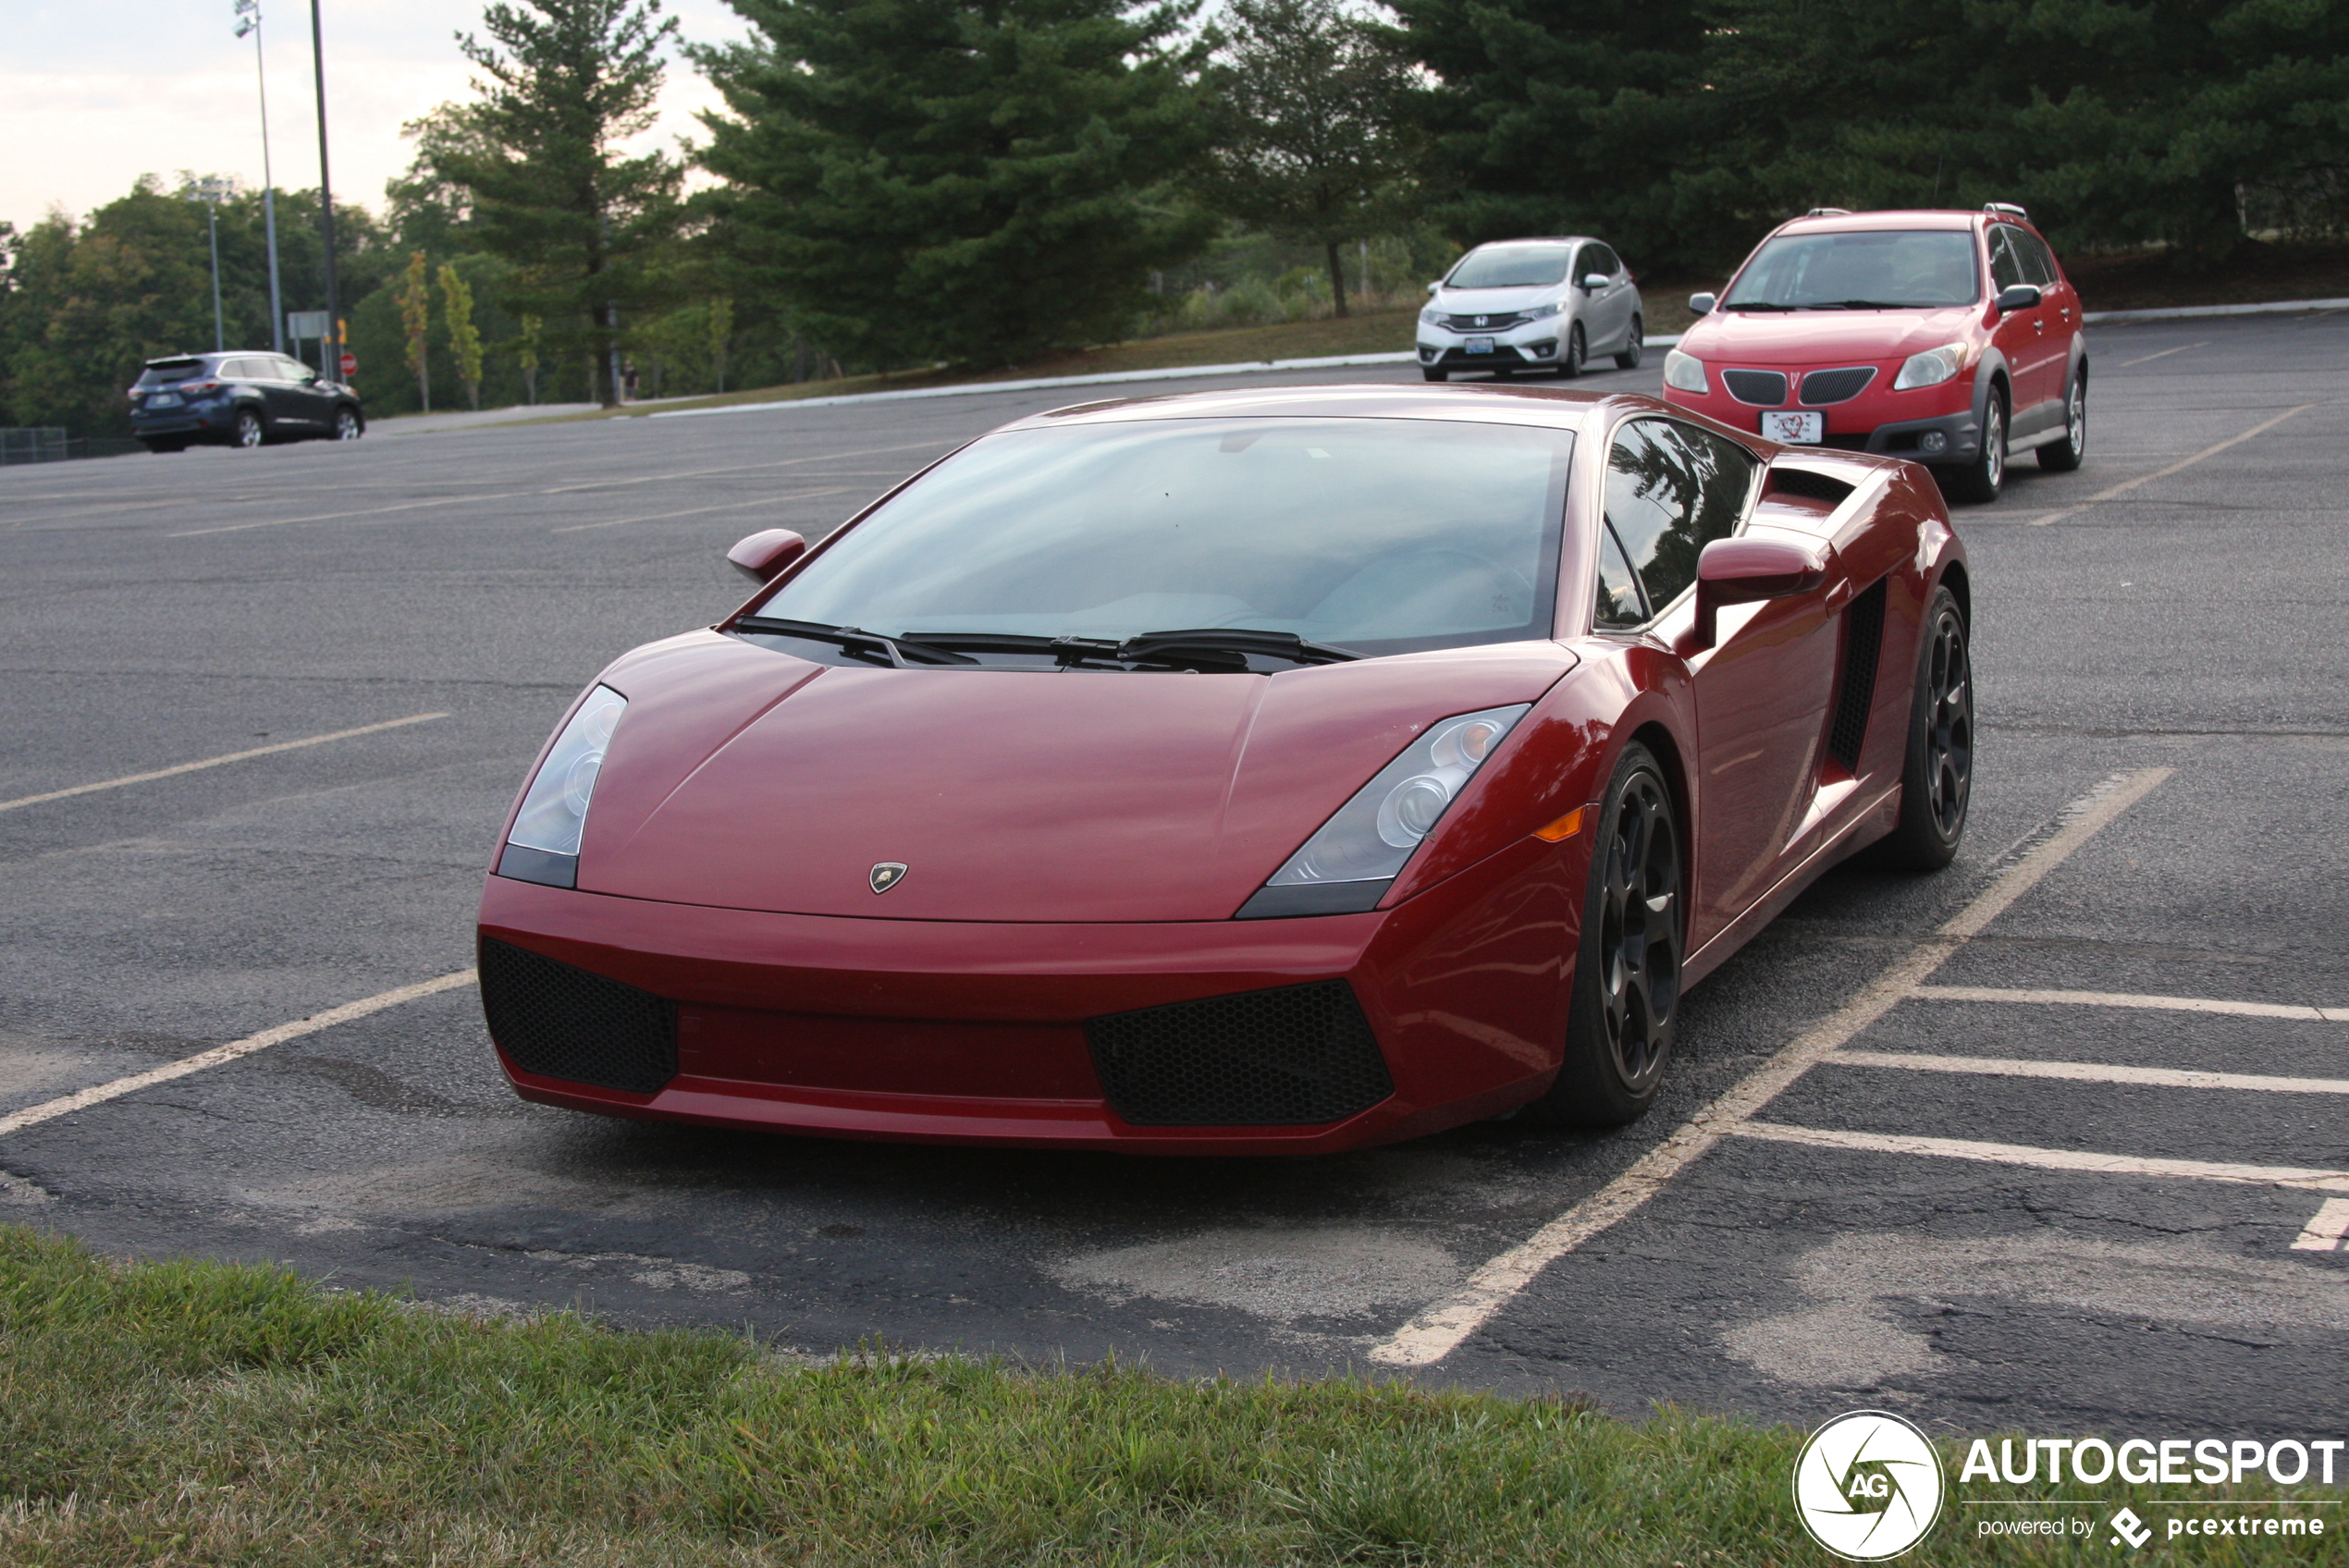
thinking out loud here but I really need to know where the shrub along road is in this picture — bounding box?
[0,315,2343,1445]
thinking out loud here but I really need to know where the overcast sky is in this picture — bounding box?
[3,0,754,234]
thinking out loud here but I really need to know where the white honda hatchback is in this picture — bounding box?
[1416,237,1646,381]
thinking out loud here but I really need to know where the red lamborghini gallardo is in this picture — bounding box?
[477,384,1972,1154]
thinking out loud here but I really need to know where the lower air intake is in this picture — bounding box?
[1086,980,1395,1126]
[479,937,677,1095]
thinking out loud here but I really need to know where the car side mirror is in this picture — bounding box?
[1690,537,1829,651]
[1581,272,1611,291]
[1996,283,2042,315]
[1425,281,1440,296]
[1689,292,1716,316]
[727,528,806,583]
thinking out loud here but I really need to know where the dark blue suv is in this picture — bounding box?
[130,351,365,453]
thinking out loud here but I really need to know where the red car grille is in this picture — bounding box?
[1722,369,1789,405]
[1800,367,1878,405]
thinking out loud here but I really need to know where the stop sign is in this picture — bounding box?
[339,351,357,377]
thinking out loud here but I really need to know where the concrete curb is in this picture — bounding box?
[2081,297,2349,325]
[646,337,1692,421]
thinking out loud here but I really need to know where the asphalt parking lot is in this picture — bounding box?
[2,313,2343,1439]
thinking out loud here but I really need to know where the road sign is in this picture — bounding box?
[287,310,329,339]
[339,352,357,377]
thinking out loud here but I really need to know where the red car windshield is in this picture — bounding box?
[758,417,1574,657]
[1721,230,1979,311]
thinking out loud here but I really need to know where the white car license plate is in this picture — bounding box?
[1464,336,1495,356]
[1762,410,1823,444]
[146,392,181,408]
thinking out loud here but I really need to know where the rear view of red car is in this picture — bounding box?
[1661,206,2086,501]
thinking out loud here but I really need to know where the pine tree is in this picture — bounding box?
[429,0,683,407]
[1190,0,1419,318]
[695,0,1213,368]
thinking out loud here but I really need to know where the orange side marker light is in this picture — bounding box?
[1532,807,1585,842]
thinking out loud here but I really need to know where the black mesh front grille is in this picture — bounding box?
[1800,366,1877,404]
[1086,981,1395,1126]
[1445,312,1530,332]
[1827,578,1889,770]
[479,937,677,1095]
[1723,369,1789,405]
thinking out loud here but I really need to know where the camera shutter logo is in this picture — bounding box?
[1792,1410,1945,1561]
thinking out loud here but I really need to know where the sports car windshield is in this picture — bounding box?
[1721,230,1979,310]
[757,417,1573,658]
[1445,245,1574,289]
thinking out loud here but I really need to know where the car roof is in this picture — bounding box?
[1004,383,1607,435]
[1773,209,1984,237]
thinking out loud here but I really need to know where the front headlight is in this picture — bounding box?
[1236,704,1531,918]
[1893,342,1967,390]
[1525,301,1562,320]
[1419,305,1444,325]
[498,685,627,888]
[1663,349,1708,394]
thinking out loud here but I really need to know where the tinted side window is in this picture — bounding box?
[1986,227,2025,292]
[226,358,269,381]
[1583,243,1621,277]
[1594,525,1647,628]
[276,356,315,382]
[2013,229,2059,287]
[1605,420,1756,611]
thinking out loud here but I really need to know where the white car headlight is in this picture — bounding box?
[1525,302,1563,320]
[1420,305,1445,325]
[1893,342,1967,390]
[1237,704,1531,918]
[1663,349,1708,394]
[498,685,627,888]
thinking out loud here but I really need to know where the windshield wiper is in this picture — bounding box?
[1798,300,1912,311]
[1719,300,1802,312]
[1115,629,1360,668]
[733,616,977,667]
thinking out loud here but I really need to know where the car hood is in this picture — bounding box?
[1430,286,1563,315]
[1679,305,1979,365]
[569,631,1574,923]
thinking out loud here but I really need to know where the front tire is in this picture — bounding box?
[1942,384,2005,503]
[1530,742,1682,1127]
[2038,369,2085,471]
[1873,585,1974,870]
[233,409,265,449]
[1558,323,1587,379]
[1615,315,1644,370]
[335,407,363,440]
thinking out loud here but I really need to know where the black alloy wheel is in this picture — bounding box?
[1558,322,1587,379]
[2038,369,2085,472]
[1945,385,2005,502]
[1873,585,1974,870]
[335,408,363,441]
[1614,315,1644,370]
[1531,742,1682,1126]
[233,409,265,449]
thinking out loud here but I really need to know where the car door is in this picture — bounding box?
[1605,418,1840,947]
[1986,226,2057,432]
[276,356,335,427]
[1580,243,1633,354]
[2011,227,2080,397]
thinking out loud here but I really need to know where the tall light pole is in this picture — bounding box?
[187,177,231,351]
[309,0,341,384]
[234,0,286,354]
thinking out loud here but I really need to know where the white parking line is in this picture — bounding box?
[1728,1121,2349,1194]
[1369,766,2175,1367]
[1912,984,2349,1023]
[2115,340,2208,368]
[0,970,477,1139]
[0,713,449,814]
[2291,1198,2349,1251]
[1833,1048,2349,1096]
[2028,402,2319,525]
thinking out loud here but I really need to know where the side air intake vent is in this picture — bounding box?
[1086,980,1395,1126]
[1767,465,1855,506]
[1827,578,1888,770]
[479,937,677,1095]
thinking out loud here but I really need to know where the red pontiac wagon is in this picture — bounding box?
[1661,205,2086,502]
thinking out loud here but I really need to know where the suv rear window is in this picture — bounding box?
[1723,230,1979,310]
[136,360,207,386]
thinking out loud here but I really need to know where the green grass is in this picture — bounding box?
[0,1225,2338,1565]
